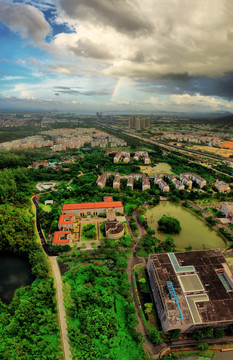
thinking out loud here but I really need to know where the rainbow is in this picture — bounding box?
[111,77,123,101]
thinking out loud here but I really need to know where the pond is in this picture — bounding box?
[0,254,34,304]
[145,202,225,250]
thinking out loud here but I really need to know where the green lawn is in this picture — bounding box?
[81,223,97,241]
[40,204,52,212]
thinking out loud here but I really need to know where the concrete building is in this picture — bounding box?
[180,173,207,189]
[221,202,233,221]
[114,151,130,163]
[166,174,184,190]
[159,179,170,192]
[113,174,121,189]
[126,175,134,189]
[147,250,233,333]
[134,151,151,164]
[142,175,151,191]
[214,181,231,193]
[129,116,151,131]
[97,173,107,188]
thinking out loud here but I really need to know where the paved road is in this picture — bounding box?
[32,196,54,255]
[50,257,72,360]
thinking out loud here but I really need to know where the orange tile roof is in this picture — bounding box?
[53,231,70,245]
[58,214,74,225]
[62,201,123,211]
[105,196,113,202]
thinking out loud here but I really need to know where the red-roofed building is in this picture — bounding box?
[62,197,123,217]
[104,196,113,202]
[52,231,70,245]
[58,214,74,231]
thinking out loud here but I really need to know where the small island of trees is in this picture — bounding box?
[158,215,181,234]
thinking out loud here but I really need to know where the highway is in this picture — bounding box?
[122,129,231,163]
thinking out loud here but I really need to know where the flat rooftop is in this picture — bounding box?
[149,250,233,327]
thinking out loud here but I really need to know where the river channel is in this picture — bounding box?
[0,254,34,304]
[145,201,225,250]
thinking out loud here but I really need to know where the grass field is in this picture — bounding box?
[40,204,51,212]
[192,145,233,158]
[140,163,172,175]
[81,223,97,241]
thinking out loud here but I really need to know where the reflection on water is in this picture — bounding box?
[0,254,34,304]
[145,201,225,250]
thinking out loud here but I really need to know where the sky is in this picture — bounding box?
[1,0,233,113]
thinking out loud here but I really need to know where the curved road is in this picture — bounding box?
[32,196,72,360]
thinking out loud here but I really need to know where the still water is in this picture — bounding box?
[145,201,225,250]
[0,254,34,304]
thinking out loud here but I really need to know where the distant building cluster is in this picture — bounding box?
[96,112,116,124]
[91,134,126,148]
[114,151,151,164]
[129,116,151,131]
[148,250,233,333]
[0,112,41,127]
[154,172,206,192]
[0,127,127,151]
[97,172,151,191]
[161,132,222,147]
[0,136,53,150]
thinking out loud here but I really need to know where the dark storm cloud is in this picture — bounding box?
[54,89,80,95]
[70,38,114,60]
[139,73,233,100]
[58,0,154,36]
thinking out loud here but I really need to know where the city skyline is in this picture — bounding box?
[1,0,233,112]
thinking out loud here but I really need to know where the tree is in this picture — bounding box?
[205,216,217,226]
[158,215,181,234]
[196,343,209,350]
[214,328,225,338]
[144,303,153,315]
[148,328,163,344]
[167,329,181,340]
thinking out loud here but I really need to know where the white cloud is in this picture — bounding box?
[0,2,51,41]
[52,0,233,79]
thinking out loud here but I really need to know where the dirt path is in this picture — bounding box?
[50,257,72,360]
